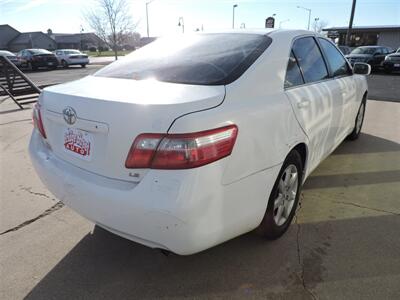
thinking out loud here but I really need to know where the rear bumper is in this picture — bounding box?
[383,61,400,70]
[32,60,59,68]
[66,58,89,65]
[29,131,280,255]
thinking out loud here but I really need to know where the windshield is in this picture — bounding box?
[29,49,52,55]
[351,47,377,55]
[95,33,272,85]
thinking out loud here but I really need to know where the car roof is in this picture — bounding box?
[197,28,318,39]
[357,45,386,48]
[0,50,14,55]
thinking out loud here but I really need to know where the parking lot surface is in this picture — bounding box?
[0,69,399,299]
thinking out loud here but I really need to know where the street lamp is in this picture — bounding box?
[313,17,319,32]
[297,5,312,30]
[279,19,290,29]
[232,4,238,29]
[146,0,156,38]
[178,17,185,33]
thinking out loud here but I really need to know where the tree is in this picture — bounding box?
[313,19,328,33]
[85,0,136,60]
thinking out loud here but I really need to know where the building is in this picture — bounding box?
[0,24,104,52]
[323,25,400,49]
[51,33,105,50]
[8,32,57,52]
[0,24,19,50]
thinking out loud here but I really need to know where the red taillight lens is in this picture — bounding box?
[125,134,164,168]
[125,125,238,169]
[32,103,47,139]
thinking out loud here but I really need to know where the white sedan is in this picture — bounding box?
[30,30,370,255]
[54,49,89,68]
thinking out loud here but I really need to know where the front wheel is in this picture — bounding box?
[257,150,303,239]
[81,64,87,68]
[348,99,366,140]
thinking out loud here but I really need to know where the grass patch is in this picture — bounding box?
[84,50,132,57]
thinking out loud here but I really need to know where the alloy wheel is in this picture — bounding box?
[273,164,298,226]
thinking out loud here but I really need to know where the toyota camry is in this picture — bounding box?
[30,30,370,255]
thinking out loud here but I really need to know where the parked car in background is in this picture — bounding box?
[338,45,352,55]
[17,49,59,70]
[345,46,393,69]
[0,50,22,67]
[54,49,89,68]
[30,30,370,255]
[383,47,400,73]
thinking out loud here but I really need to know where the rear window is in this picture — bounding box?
[29,49,52,55]
[95,33,272,85]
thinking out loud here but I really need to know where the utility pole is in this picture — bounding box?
[232,4,238,29]
[346,0,357,46]
[146,0,155,38]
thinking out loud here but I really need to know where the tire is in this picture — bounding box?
[347,98,366,140]
[28,62,37,71]
[61,60,69,68]
[384,67,392,74]
[81,64,87,68]
[257,150,303,239]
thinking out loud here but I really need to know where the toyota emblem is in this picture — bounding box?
[63,106,77,125]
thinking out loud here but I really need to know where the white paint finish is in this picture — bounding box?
[30,29,368,254]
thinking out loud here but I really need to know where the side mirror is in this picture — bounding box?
[353,62,371,75]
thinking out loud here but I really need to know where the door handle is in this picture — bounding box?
[297,98,310,109]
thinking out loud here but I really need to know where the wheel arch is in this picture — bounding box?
[290,142,308,181]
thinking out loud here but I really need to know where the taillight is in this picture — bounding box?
[125,125,238,169]
[32,103,47,139]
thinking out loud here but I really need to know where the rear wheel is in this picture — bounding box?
[258,150,303,239]
[28,62,37,71]
[348,98,366,140]
[81,64,87,68]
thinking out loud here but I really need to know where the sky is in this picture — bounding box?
[0,0,399,37]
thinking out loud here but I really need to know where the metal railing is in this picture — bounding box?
[0,56,42,109]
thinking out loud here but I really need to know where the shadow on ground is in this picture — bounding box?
[24,215,400,299]
[25,133,400,299]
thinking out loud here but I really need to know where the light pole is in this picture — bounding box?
[178,17,185,33]
[279,19,290,29]
[313,17,319,32]
[80,25,84,50]
[297,5,312,30]
[232,4,238,29]
[146,0,156,38]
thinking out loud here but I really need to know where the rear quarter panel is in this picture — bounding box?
[169,33,308,185]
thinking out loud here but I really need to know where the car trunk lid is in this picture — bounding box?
[40,75,225,182]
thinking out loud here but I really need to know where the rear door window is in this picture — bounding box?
[284,51,304,88]
[318,38,351,77]
[292,37,329,83]
[95,33,272,85]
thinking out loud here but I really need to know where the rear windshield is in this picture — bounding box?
[29,49,52,55]
[95,33,272,85]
